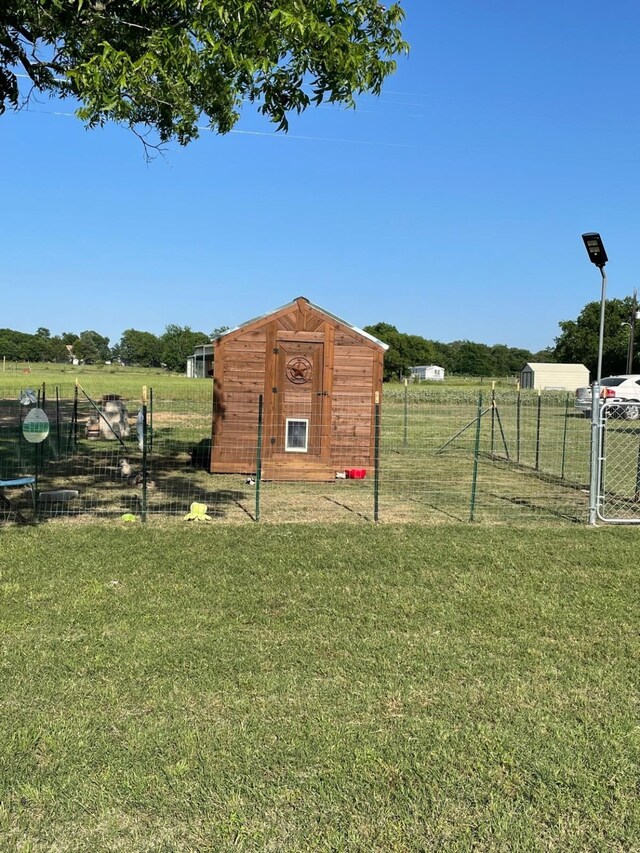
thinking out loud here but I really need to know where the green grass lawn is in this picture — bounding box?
[1,524,638,851]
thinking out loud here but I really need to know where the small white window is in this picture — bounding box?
[285,418,309,452]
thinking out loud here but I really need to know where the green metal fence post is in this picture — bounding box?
[17,397,23,470]
[37,382,46,475]
[374,392,381,522]
[469,392,483,522]
[516,383,521,465]
[56,386,61,457]
[490,383,496,455]
[403,378,408,449]
[255,394,263,522]
[535,390,542,471]
[141,386,148,523]
[33,447,39,503]
[72,380,79,451]
[560,393,570,480]
[149,387,154,456]
[35,387,41,477]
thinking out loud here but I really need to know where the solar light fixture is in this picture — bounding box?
[582,232,608,268]
[580,231,609,383]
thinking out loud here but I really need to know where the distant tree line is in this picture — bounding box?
[362,323,552,382]
[0,325,227,374]
[7,294,635,380]
[0,322,552,379]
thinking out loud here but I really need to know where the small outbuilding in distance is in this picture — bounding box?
[186,343,213,378]
[209,297,388,481]
[409,365,445,381]
[519,362,589,392]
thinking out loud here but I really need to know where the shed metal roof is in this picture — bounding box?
[212,297,389,351]
[522,363,588,371]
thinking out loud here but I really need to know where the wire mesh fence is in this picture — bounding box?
[381,386,590,524]
[597,400,640,523]
[0,383,594,526]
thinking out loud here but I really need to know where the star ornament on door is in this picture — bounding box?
[286,356,313,384]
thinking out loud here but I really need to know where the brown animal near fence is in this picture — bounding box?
[210,296,388,481]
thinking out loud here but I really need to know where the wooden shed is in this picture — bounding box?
[520,362,589,392]
[210,297,388,481]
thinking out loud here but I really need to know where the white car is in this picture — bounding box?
[575,375,640,420]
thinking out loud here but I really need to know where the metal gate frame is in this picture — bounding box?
[595,399,640,524]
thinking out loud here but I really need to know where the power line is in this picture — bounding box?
[223,128,419,149]
[9,106,420,150]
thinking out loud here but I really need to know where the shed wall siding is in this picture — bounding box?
[520,364,589,391]
[211,331,267,471]
[330,343,376,464]
[211,298,384,478]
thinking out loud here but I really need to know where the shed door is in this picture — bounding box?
[267,340,326,458]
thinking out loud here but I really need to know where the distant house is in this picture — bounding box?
[520,363,589,392]
[409,365,445,382]
[186,344,213,378]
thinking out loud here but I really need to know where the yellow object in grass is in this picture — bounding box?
[184,502,211,521]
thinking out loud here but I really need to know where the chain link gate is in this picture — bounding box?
[597,400,640,523]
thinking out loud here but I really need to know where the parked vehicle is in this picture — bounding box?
[575,375,640,419]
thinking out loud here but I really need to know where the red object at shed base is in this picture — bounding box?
[345,468,367,479]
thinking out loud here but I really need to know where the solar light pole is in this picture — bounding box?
[621,322,633,374]
[621,289,639,374]
[582,232,608,384]
[582,232,608,526]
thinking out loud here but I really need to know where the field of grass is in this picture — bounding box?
[1,366,518,400]
[1,523,638,851]
[0,363,211,402]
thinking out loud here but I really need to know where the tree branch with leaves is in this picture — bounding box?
[2,1,407,151]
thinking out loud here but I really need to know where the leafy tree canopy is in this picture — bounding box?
[2,1,407,149]
[553,296,638,377]
[117,328,163,367]
[160,324,209,372]
[448,341,498,377]
[0,327,71,362]
[364,322,429,381]
[72,329,111,363]
[531,347,554,363]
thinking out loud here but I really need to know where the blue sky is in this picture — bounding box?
[2,0,640,352]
